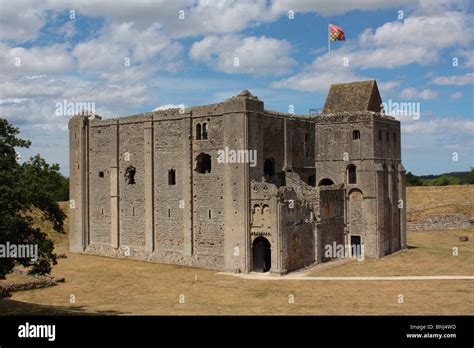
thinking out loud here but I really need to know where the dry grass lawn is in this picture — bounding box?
[0,186,473,315]
[406,184,474,222]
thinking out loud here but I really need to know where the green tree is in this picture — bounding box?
[0,119,65,279]
[405,172,423,186]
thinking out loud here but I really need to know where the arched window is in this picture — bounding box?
[262,204,270,223]
[196,123,202,140]
[202,123,208,139]
[318,178,334,186]
[252,204,262,225]
[352,130,360,140]
[168,169,176,185]
[195,153,211,174]
[347,164,357,184]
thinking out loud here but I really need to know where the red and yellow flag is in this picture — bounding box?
[329,24,345,41]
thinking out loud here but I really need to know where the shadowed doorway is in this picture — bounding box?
[252,237,271,272]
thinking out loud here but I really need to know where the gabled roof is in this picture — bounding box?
[323,80,382,114]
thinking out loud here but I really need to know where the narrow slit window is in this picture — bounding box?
[196,123,202,140]
[168,169,176,185]
[208,210,212,219]
[352,130,360,140]
[202,123,208,139]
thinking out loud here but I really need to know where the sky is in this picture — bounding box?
[0,0,473,176]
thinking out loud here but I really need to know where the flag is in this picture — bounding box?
[329,24,345,41]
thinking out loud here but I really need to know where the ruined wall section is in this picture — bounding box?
[288,118,316,184]
[317,186,345,262]
[278,188,314,272]
[253,111,316,186]
[250,181,281,273]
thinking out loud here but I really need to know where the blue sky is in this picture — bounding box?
[0,0,472,176]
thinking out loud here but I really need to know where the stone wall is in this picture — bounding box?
[69,90,407,273]
[318,187,345,262]
[408,214,472,231]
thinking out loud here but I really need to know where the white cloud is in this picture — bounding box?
[418,89,439,100]
[399,88,417,99]
[270,0,415,17]
[378,80,401,94]
[153,104,186,111]
[400,88,438,100]
[272,44,370,92]
[273,8,473,92]
[431,72,474,86]
[0,43,75,79]
[402,117,474,135]
[0,77,65,98]
[456,49,474,67]
[450,92,463,99]
[0,5,45,42]
[190,35,296,75]
[72,23,182,74]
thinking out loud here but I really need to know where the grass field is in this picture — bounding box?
[406,185,474,222]
[0,186,473,315]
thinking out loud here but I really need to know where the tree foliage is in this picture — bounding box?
[406,170,473,186]
[0,119,66,279]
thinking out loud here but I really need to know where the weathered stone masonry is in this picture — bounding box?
[69,80,407,274]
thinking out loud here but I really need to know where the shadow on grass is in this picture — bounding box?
[0,299,124,316]
[407,245,419,249]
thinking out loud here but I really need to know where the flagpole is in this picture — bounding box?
[328,24,331,88]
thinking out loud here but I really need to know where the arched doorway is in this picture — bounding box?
[348,188,364,236]
[252,237,271,272]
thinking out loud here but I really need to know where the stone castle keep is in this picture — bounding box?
[69,80,407,274]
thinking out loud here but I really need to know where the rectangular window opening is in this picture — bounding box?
[168,169,176,185]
